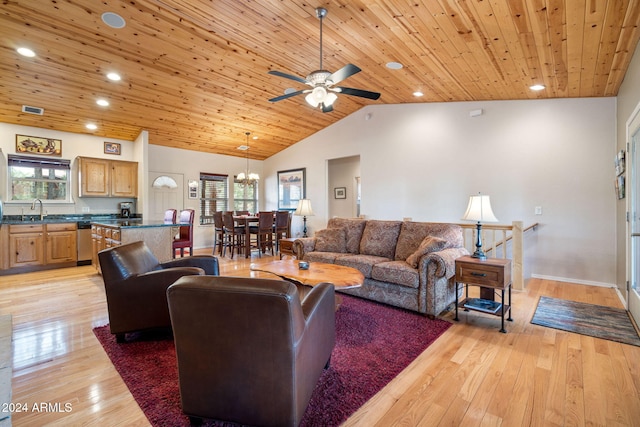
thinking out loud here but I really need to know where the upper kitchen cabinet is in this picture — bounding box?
[78,157,138,198]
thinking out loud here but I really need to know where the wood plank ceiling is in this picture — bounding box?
[1,1,639,160]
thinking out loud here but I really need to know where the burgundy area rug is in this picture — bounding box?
[93,295,452,426]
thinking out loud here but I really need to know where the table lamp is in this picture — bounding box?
[294,199,314,237]
[462,193,498,260]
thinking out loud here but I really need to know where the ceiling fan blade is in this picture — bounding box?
[268,70,308,85]
[335,86,381,100]
[328,64,361,85]
[321,103,334,113]
[268,89,307,103]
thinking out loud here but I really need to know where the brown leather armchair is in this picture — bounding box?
[167,276,335,427]
[98,241,219,342]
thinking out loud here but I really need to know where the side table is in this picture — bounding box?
[278,237,297,259]
[454,255,513,333]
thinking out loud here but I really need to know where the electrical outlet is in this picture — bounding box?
[82,207,90,213]
[535,206,542,215]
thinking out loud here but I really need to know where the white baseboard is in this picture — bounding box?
[530,274,616,288]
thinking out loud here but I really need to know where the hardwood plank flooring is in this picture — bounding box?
[1,250,639,426]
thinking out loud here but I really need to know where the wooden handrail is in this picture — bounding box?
[457,221,538,291]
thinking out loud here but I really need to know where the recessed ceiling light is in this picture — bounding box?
[106,72,121,81]
[17,47,35,57]
[252,136,258,140]
[413,91,424,97]
[386,62,403,70]
[86,123,98,130]
[96,99,109,107]
[102,12,126,29]
[530,84,545,91]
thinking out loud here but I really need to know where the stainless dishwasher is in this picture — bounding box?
[77,220,93,266]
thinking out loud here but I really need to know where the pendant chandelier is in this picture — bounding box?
[237,132,259,186]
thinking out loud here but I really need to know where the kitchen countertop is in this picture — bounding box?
[1,214,139,225]
[90,219,189,229]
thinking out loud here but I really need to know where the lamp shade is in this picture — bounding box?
[294,199,314,217]
[462,194,498,223]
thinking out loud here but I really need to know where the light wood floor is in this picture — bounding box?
[2,251,640,426]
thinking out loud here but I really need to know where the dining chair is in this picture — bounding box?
[222,212,245,259]
[274,210,290,253]
[249,211,275,257]
[164,209,177,224]
[235,210,249,216]
[173,209,195,258]
[212,211,224,256]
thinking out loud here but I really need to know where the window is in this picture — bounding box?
[199,173,228,224]
[9,155,71,201]
[233,178,258,214]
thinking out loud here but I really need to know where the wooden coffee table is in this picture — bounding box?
[250,260,364,307]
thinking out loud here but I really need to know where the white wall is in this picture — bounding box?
[264,97,617,286]
[0,123,137,216]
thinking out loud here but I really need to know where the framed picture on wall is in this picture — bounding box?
[16,134,62,156]
[615,150,626,176]
[104,142,121,155]
[188,180,199,199]
[616,175,625,199]
[334,187,346,199]
[278,168,305,210]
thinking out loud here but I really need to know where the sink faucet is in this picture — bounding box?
[31,198,44,221]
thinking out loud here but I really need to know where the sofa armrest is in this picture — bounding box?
[160,255,219,275]
[419,247,470,278]
[292,237,316,259]
[418,247,469,316]
[418,248,469,279]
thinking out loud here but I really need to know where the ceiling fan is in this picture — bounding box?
[268,7,381,113]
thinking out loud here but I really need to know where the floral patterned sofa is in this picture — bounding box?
[292,218,469,317]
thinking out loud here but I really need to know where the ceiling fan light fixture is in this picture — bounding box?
[325,92,337,106]
[306,86,328,107]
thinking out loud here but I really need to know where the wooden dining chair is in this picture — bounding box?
[274,211,290,253]
[235,210,249,216]
[173,209,195,258]
[222,212,245,259]
[249,212,275,257]
[212,211,224,256]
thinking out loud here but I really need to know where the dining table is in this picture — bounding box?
[234,214,275,258]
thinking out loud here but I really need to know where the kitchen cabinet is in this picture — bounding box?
[6,223,77,269]
[78,157,138,198]
[8,224,44,268]
[45,223,77,264]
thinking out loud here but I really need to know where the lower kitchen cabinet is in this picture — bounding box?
[3,223,77,273]
[9,224,44,268]
[45,223,77,264]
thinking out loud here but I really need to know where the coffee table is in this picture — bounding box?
[250,260,364,307]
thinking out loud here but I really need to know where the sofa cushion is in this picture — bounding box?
[327,218,367,254]
[405,236,449,268]
[371,261,420,289]
[359,220,402,259]
[314,228,347,253]
[335,254,391,278]
[395,222,464,260]
[304,251,348,264]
